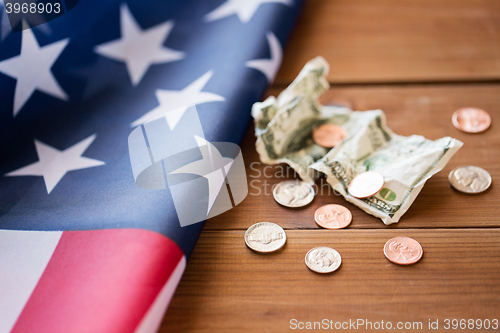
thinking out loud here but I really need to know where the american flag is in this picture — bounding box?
[0,0,303,332]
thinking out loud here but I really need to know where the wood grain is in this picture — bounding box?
[162,229,500,332]
[275,0,500,85]
[204,84,499,230]
[160,2,500,331]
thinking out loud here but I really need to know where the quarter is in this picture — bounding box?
[273,180,315,208]
[448,165,492,194]
[245,222,287,253]
[305,247,342,273]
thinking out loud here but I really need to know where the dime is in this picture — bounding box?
[448,165,492,194]
[305,247,342,273]
[383,236,423,265]
[314,204,352,229]
[273,180,315,208]
[312,124,347,148]
[245,222,286,253]
[347,171,384,199]
[452,107,491,133]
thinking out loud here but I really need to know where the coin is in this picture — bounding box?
[452,107,491,133]
[312,124,347,148]
[314,204,352,229]
[305,247,342,273]
[448,165,492,194]
[273,180,315,208]
[347,171,384,199]
[245,222,286,253]
[383,237,423,265]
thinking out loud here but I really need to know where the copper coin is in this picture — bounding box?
[312,124,347,148]
[314,204,352,229]
[347,171,384,199]
[383,237,423,265]
[452,107,491,133]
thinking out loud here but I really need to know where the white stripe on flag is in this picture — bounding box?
[134,256,186,333]
[0,230,62,333]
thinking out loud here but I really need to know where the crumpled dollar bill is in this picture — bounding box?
[253,56,463,224]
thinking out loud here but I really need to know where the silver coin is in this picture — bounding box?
[448,165,492,194]
[245,222,287,253]
[273,180,315,208]
[305,247,342,273]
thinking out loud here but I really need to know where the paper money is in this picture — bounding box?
[253,56,463,224]
[253,57,334,182]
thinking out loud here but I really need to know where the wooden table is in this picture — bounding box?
[162,1,500,331]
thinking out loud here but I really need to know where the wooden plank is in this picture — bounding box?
[161,229,500,332]
[204,84,499,230]
[275,0,500,85]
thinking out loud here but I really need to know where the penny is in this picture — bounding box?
[273,180,315,208]
[383,237,423,265]
[305,247,342,273]
[448,165,492,194]
[245,222,286,253]
[312,124,347,148]
[314,204,352,229]
[452,107,491,133]
[348,171,384,199]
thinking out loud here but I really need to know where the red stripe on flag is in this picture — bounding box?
[11,229,184,333]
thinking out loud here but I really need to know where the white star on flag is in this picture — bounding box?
[170,136,234,216]
[0,26,69,117]
[204,0,293,23]
[95,4,185,86]
[130,70,225,129]
[246,32,282,82]
[5,134,105,194]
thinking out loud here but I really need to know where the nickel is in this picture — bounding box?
[245,222,286,253]
[312,124,347,148]
[273,180,315,208]
[314,204,352,229]
[449,165,492,194]
[383,236,423,265]
[348,171,384,199]
[305,247,342,273]
[452,107,491,133]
